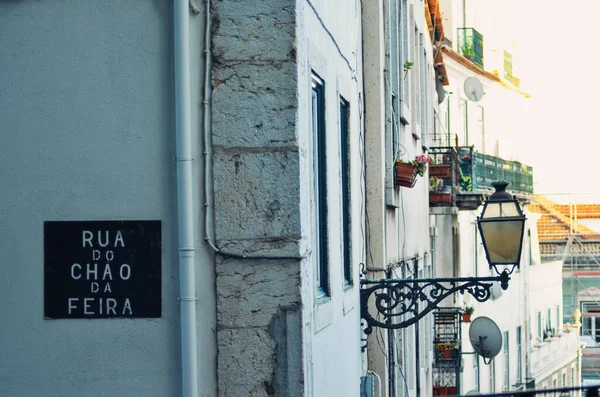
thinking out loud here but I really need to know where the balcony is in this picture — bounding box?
[529,326,581,378]
[428,147,534,210]
[457,27,484,68]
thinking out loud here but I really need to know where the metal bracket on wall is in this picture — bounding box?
[359,260,509,335]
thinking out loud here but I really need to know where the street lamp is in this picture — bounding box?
[360,181,526,333]
[477,180,526,275]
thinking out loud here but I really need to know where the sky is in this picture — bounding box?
[505,1,600,203]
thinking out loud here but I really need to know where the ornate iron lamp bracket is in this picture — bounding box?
[360,271,509,334]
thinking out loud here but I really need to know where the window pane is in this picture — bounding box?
[340,98,351,286]
[311,73,329,296]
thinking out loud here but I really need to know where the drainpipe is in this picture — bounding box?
[174,1,199,397]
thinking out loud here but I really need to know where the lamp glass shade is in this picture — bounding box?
[478,219,525,264]
[480,201,522,218]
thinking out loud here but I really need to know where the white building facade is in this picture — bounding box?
[3,1,580,397]
[360,0,446,396]
[430,1,584,395]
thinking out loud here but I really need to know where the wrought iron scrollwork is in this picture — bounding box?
[360,271,509,333]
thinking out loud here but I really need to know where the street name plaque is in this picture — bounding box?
[44,220,162,319]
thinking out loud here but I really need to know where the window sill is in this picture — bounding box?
[314,295,333,333]
[342,282,355,315]
[400,102,411,125]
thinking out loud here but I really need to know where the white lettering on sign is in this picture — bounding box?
[84,298,94,314]
[66,297,133,316]
[120,264,131,280]
[102,264,112,280]
[92,250,115,261]
[68,298,78,314]
[106,298,117,315]
[87,263,97,280]
[61,227,142,317]
[71,264,81,279]
[123,299,132,315]
[70,263,130,281]
[82,230,125,248]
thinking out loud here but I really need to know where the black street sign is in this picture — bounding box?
[44,220,162,319]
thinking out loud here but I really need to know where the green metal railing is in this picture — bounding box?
[457,27,484,68]
[429,147,534,198]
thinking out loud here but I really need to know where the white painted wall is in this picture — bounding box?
[297,1,364,395]
[456,210,580,393]
[0,2,216,396]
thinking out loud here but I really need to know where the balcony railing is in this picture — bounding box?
[457,27,484,68]
[429,147,534,202]
[458,385,594,397]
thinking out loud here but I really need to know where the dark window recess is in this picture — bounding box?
[340,97,352,286]
[312,73,330,296]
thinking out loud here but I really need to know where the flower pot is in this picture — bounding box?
[394,162,418,188]
[433,386,457,397]
[440,349,454,359]
[429,192,452,206]
[429,164,452,179]
[461,313,472,322]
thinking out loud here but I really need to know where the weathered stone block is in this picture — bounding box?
[213,149,301,256]
[212,0,295,62]
[218,328,276,397]
[212,62,298,148]
[216,258,301,329]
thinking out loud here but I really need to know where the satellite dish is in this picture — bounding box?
[464,77,484,101]
[469,316,502,363]
[436,78,446,104]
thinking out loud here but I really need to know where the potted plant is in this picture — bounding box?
[429,161,452,179]
[394,152,430,188]
[436,342,456,359]
[403,61,414,80]
[429,177,452,206]
[433,386,457,396]
[461,43,474,60]
[429,177,442,191]
[462,305,474,322]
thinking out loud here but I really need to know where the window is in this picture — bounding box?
[389,0,401,157]
[571,366,576,386]
[311,73,329,296]
[340,97,351,286]
[411,24,419,134]
[421,45,429,143]
[400,0,409,105]
[462,99,469,145]
[503,331,509,391]
[528,230,533,266]
[516,326,522,384]
[478,105,485,154]
[581,302,600,341]
[537,311,542,340]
